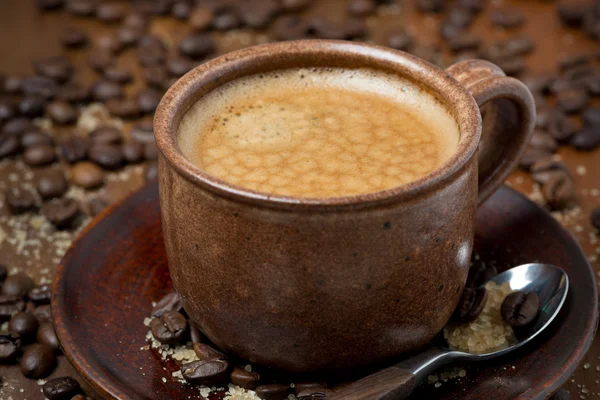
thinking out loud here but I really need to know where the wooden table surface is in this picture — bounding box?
[0,0,598,399]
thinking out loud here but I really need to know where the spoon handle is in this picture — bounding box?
[328,366,416,400]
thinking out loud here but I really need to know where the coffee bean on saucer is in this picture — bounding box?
[556,88,590,113]
[230,366,261,390]
[28,285,51,305]
[88,198,108,217]
[36,170,69,199]
[453,286,488,323]
[106,98,140,119]
[89,126,122,145]
[256,384,292,400]
[542,173,576,210]
[0,295,26,321]
[43,198,81,229]
[89,144,123,169]
[37,322,61,351]
[137,88,162,114]
[570,127,600,151]
[24,144,56,167]
[33,56,73,83]
[91,79,124,102]
[179,33,215,59]
[60,26,88,48]
[19,95,46,118]
[9,311,39,341]
[0,265,6,282]
[0,333,21,361]
[150,310,188,345]
[88,50,114,72]
[5,187,37,214]
[43,377,81,400]
[272,15,311,41]
[20,343,57,379]
[60,136,88,164]
[96,2,125,23]
[34,304,52,323]
[193,343,226,361]
[501,291,540,328]
[3,272,34,297]
[152,292,182,317]
[145,161,159,182]
[181,358,231,385]
[71,162,105,190]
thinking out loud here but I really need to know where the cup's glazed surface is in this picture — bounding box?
[154,40,534,373]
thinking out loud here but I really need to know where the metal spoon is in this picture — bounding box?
[330,263,569,400]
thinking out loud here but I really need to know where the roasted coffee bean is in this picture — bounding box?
[501,291,540,328]
[60,136,88,163]
[166,56,193,77]
[416,0,444,13]
[136,88,162,114]
[19,95,47,117]
[348,0,376,16]
[43,377,81,400]
[91,79,124,102]
[36,0,64,10]
[3,117,35,136]
[238,0,281,28]
[152,292,182,317]
[558,53,591,71]
[89,144,123,169]
[213,10,241,30]
[130,122,155,143]
[190,323,202,344]
[446,7,474,29]
[5,187,36,214]
[145,161,159,182]
[570,127,600,151]
[66,0,96,16]
[386,30,414,51]
[104,66,133,83]
[24,144,56,166]
[590,208,600,231]
[256,384,292,400]
[529,130,558,153]
[190,6,214,31]
[136,37,167,67]
[230,367,261,390]
[522,75,554,94]
[182,359,231,385]
[295,383,328,395]
[297,391,330,399]
[530,159,569,185]
[0,334,21,361]
[28,285,51,305]
[0,295,26,321]
[88,197,108,216]
[3,272,34,297]
[33,56,73,83]
[95,32,123,54]
[36,171,69,199]
[143,65,169,89]
[556,88,589,113]
[71,162,105,189]
[448,33,481,52]
[150,310,188,344]
[0,134,21,159]
[25,301,36,312]
[58,82,90,104]
[47,101,77,125]
[496,57,526,76]
[548,112,581,142]
[43,198,81,229]
[558,4,588,26]
[9,311,39,341]
[272,15,310,41]
[3,76,22,94]
[118,26,144,47]
[310,17,365,40]
[411,44,443,66]
[60,26,88,48]
[121,141,144,164]
[518,147,552,170]
[281,0,310,11]
[179,33,215,59]
[0,265,6,282]
[20,343,57,379]
[37,322,61,351]
[96,2,125,23]
[124,10,149,29]
[144,142,159,161]
[453,286,488,323]
[89,126,122,145]
[88,50,113,72]
[491,8,524,28]
[21,130,54,148]
[0,99,16,123]
[193,343,226,361]
[34,304,52,323]
[172,1,191,19]
[542,173,576,210]
[583,107,600,127]
[106,98,140,119]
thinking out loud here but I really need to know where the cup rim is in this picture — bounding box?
[154,39,482,210]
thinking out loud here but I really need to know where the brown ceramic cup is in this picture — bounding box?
[154,40,535,374]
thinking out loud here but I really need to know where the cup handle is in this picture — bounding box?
[446,59,535,204]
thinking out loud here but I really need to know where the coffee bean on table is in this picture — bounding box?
[213,10,241,30]
[0,333,21,361]
[33,56,73,83]
[295,383,328,395]
[36,171,69,199]
[558,3,588,26]
[166,56,192,77]
[190,6,214,31]
[238,0,281,28]
[28,285,51,305]
[88,50,114,72]
[530,159,569,185]
[0,100,16,123]
[501,291,540,328]
[71,162,104,190]
[542,173,576,210]
[19,95,47,117]
[143,65,169,89]
[136,88,162,114]
[256,384,292,400]
[416,0,444,13]
[348,0,376,16]
[172,1,191,19]
[529,130,558,153]
[5,187,37,214]
[37,322,61,351]
[36,0,64,10]
[518,147,552,170]
[151,292,182,317]
[491,8,525,28]
[121,141,144,164]
[548,111,581,142]
[34,304,52,323]
[145,161,159,182]
[3,272,34,297]
[89,126,122,145]
[570,127,600,151]
[230,366,261,390]
[179,33,216,59]
[95,32,123,54]
[453,286,488,323]
[88,197,108,217]
[0,135,21,159]
[47,101,78,125]
[136,45,167,67]
[272,15,311,41]
[96,2,125,23]
[60,136,88,163]
[144,143,159,161]
[58,82,90,104]
[0,265,6,282]
[193,343,226,361]
[43,377,81,400]
[9,311,39,341]
[150,310,188,345]
[21,130,54,148]
[182,358,231,385]
[91,79,124,102]
[556,88,590,113]
[60,26,88,48]
[106,98,140,119]
[281,0,310,11]
[386,29,414,51]
[3,117,35,137]
[130,122,155,143]
[20,343,57,379]
[43,198,81,229]
[118,26,144,47]
[89,144,123,169]
[104,66,133,83]
[24,144,56,167]
[0,295,26,321]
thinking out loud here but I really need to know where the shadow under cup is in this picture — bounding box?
[154,40,486,374]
